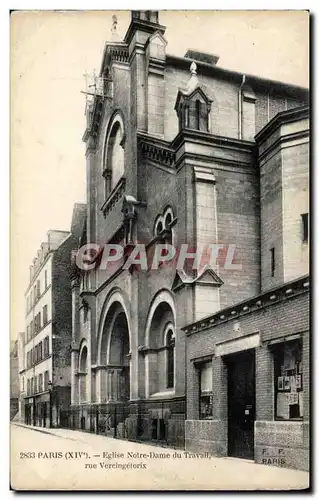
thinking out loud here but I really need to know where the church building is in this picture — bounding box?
[69,10,309,466]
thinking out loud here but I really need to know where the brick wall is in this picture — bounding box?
[258,112,309,292]
[260,147,284,291]
[186,289,309,469]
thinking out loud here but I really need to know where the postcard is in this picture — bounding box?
[10,9,310,491]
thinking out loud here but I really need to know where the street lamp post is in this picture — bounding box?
[48,381,53,428]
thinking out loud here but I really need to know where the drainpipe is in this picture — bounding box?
[238,74,246,140]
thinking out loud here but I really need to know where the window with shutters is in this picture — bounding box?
[44,371,49,391]
[43,305,48,325]
[39,341,43,361]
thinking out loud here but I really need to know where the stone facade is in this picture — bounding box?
[71,10,309,454]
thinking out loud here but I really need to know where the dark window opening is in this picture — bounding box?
[196,100,201,130]
[301,213,309,243]
[165,212,172,228]
[151,419,157,440]
[166,330,175,389]
[156,221,163,235]
[159,419,166,440]
[270,247,275,277]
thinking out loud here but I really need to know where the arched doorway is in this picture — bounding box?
[145,294,176,397]
[99,302,130,402]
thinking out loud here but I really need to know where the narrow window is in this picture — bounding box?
[270,247,275,277]
[166,330,175,389]
[301,213,309,243]
[184,105,189,128]
[196,100,201,130]
[44,270,48,289]
[43,305,48,325]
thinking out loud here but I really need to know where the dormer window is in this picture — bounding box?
[175,62,213,133]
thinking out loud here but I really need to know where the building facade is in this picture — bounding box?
[23,204,86,428]
[10,340,20,420]
[17,331,26,422]
[184,107,309,470]
[70,10,309,452]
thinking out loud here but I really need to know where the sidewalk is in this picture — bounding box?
[11,422,310,491]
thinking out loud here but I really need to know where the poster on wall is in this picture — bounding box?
[290,375,297,392]
[296,375,302,389]
[289,392,298,405]
[284,376,290,390]
[278,376,284,391]
[276,393,290,420]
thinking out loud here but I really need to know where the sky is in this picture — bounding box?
[10,10,309,339]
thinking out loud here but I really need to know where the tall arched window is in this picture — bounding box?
[103,113,125,199]
[165,327,175,389]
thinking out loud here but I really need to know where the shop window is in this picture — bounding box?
[273,339,303,420]
[199,361,213,419]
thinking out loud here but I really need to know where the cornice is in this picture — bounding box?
[171,129,256,153]
[138,135,175,168]
[166,54,309,98]
[183,275,309,336]
[258,128,309,165]
[124,19,166,45]
[255,105,309,145]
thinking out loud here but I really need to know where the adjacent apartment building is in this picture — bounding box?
[10,340,20,420]
[69,9,309,466]
[23,204,86,428]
